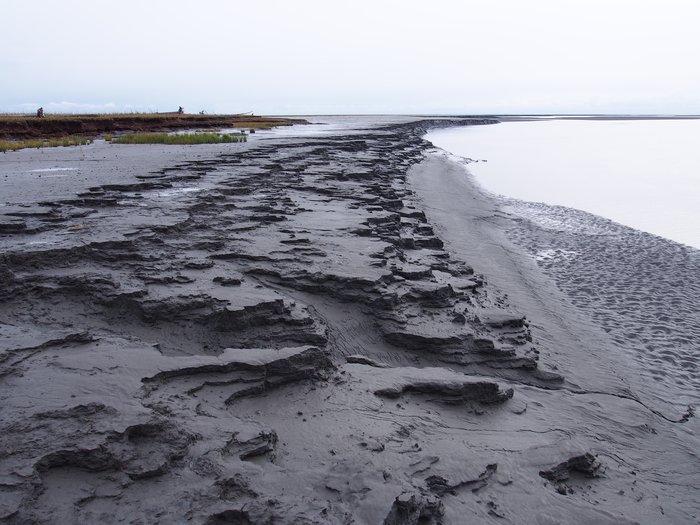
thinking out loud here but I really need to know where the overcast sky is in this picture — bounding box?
[3,0,699,115]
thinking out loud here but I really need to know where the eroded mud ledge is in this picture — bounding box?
[1,119,698,524]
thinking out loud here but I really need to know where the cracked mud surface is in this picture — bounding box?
[1,119,698,524]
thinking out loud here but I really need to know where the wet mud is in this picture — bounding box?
[1,119,698,524]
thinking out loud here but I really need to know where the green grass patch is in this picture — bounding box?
[111,132,247,145]
[0,136,92,153]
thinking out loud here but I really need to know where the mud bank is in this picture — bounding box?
[0,119,697,524]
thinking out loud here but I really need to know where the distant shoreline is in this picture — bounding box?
[495,114,700,121]
[263,113,700,120]
[3,113,698,141]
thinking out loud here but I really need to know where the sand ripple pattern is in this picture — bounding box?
[503,199,700,413]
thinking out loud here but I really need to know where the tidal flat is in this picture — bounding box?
[0,117,697,524]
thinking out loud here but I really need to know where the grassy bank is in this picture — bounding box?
[0,113,307,140]
[111,132,246,145]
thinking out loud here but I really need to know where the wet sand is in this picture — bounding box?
[0,119,698,524]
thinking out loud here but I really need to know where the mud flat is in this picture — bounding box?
[0,118,698,524]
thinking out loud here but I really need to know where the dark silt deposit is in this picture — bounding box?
[1,118,698,524]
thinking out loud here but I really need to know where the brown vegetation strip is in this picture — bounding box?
[0,113,308,140]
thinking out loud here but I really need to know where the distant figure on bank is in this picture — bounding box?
[36,107,44,118]
[177,106,184,114]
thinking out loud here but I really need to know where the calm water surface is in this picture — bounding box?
[427,119,700,249]
[243,115,417,138]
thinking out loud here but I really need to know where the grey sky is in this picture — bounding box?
[3,0,699,114]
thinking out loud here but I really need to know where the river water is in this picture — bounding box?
[426,119,700,249]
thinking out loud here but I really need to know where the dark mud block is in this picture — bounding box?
[0,219,28,233]
[224,428,278,460]
[383,492,444,525]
